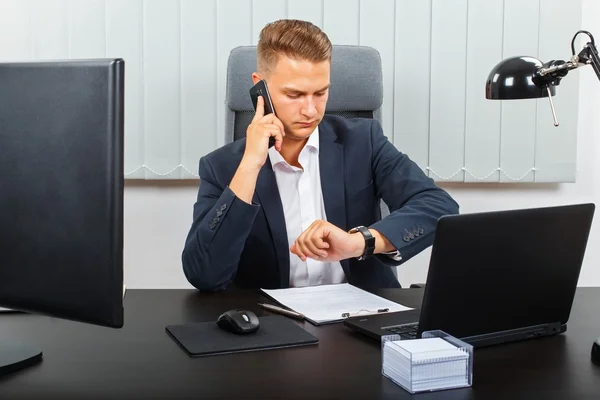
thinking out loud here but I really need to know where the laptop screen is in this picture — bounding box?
[417,203,594,340]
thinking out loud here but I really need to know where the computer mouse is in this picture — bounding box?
[217,309,260,334]
[592,337,600,366]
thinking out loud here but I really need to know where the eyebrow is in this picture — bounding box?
[282,84,331,95]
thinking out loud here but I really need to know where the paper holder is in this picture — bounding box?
[381,330,473,394]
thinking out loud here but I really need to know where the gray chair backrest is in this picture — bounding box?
[225,45,384,143]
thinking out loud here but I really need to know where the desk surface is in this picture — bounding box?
[0,288,598,399]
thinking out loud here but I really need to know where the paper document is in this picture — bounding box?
[261,283,413,325]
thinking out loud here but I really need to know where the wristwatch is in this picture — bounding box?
[349,226,375,260]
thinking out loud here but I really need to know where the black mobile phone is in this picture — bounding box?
[249,79,276,148]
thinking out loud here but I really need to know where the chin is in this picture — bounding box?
[287,132,312,141]
[294,124,318,135]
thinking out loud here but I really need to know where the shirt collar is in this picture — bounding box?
[269,126,319,167]
[305,126,320,152]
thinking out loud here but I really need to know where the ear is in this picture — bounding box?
[251,72,262,85]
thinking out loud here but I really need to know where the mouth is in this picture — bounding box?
[296,121,317,128]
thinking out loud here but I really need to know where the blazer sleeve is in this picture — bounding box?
[367,120,459,266]
[182,156,260,291]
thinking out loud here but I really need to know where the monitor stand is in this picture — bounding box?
[0,342,43,376]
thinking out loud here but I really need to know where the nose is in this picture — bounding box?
[301,96,318,119]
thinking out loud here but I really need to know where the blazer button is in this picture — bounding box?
[217,210,223,217]
[409,232,415,239]
[419,228,424,234]
[403,235,410,242]
[220,204,227,211]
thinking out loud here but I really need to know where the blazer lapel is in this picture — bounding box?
[254,159,290,288]
[318,121,350,273]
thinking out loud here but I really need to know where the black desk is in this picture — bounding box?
[0,288,598,399]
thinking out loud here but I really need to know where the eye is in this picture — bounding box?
[287,94,299,99]
[315,92,326,97]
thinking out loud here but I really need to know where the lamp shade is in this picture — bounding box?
[485,56,555,99]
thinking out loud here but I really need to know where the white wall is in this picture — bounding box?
[124,1,600,288]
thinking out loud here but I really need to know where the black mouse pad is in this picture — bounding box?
[165,315,318,357]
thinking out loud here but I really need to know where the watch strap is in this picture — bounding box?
[349,226,375,260]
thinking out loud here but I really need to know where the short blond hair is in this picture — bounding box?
[257,19,332,75]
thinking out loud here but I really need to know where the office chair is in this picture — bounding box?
[224,45,423,287]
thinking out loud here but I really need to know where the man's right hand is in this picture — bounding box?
[242,95,285,169]
[229,96,285,204]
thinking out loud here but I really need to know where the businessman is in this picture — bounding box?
[182,19,459,291]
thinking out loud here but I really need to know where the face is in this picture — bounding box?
[253,55,330,141]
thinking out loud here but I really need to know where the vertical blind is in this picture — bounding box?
[0,0,583,182]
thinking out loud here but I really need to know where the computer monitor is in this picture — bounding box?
[0,59,125,375]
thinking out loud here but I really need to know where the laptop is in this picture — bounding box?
[344,203,595,348]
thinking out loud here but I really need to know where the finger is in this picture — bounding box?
[297,225,325,259]
[295,228,317,260]
[260,115,285,136]
[314,236,330,250]
[260,125,284,150]
[305,238,328,259]
[304,228,329,258]
[252,95,265,121]
[304,221,330,250]
[272,131,284,152]
[290,243,309,262]
[271,117,286,137]
[262,124,282,134]
[292,221,322,260]
[297,238,320,260]
[292,240,307,261]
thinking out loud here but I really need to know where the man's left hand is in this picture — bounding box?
[290,220,364,262]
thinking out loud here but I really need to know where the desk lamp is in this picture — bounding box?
[485,30,600,366]
[485,30,599,126]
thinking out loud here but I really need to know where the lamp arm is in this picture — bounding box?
[567,30,600,81]
[538,30,600,127]
[587,45,600,81]
[536,30,600,82]
[538,60,579,77]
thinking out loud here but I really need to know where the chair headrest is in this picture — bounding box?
[226,45,383,112]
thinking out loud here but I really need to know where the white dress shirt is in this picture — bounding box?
[268,127,347,287]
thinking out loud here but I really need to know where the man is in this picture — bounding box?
[182,19,458,292]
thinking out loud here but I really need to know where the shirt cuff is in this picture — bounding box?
[381,249,402,262]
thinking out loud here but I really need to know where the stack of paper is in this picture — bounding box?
[382,337,471,393]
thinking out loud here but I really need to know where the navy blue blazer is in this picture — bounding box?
[182,115,459,291]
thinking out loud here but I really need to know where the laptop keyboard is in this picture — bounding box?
[384,323,419,340]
